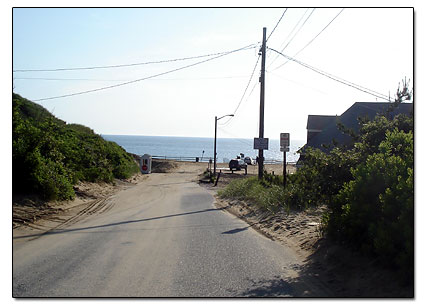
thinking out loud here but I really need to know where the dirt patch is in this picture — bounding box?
[12,173,147,230]
[152,159,212,176]
[214,197,325,260]
[151,159,179,173]
[12,159,206,231]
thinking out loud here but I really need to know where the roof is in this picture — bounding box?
[305,102,413,152]
[307,115,337,130]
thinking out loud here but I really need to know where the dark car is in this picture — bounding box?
[244,156,255,165]
[229,159,247,171]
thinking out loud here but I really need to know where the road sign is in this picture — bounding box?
[254,138,269,150]
[280,133,290,148]
[280,146,290,152]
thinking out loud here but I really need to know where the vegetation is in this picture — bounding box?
[12,93,140,201]
[219,176,286,212]
[219,81,413,282]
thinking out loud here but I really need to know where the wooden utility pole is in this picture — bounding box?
[258,27,267,180]
[213,116,218,176]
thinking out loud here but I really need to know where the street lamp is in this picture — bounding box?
[214,114,234,176]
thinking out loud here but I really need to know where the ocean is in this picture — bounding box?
[102,135,305,164]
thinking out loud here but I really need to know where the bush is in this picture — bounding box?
[29,150,75,200]
[12,93,140,201]
[327,129,413,280]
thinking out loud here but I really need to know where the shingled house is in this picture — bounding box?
[297,102,413,166]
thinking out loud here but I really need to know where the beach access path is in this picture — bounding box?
[13,163,329,297]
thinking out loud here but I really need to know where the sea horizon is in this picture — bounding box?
[102,134,305,164]
[101,133,306,142]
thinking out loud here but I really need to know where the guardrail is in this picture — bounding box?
[152,155,211,162]
[151,155,296,165]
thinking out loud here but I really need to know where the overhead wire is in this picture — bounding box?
[218,55,261,126]
[217,127,254,148]
[267,70,328,95]
[13,45,255,73]
[279,8,316,54]
[266,8,288,42]
[268,47,391,101]
[271,8,345,71]
[219,81,259,127]
[277,8,310,50]
[267,8,315,69]
[231,55,260,115]
[30,44,257,102]
[13,74,252,82]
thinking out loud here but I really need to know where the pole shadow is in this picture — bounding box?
[13,207,228,240]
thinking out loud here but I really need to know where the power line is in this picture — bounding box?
[218,55,261,126]
[267,70,328,95]
[219,81,259,127]
[272,8,345,71]
[13,45,256,73]
[266,9,288,42]
[14,74,252,82]
[293,8,344,57]
[231,56,261,115]
[217,127,253,148]
[277,9,310,50]
[280,8,315,54]
[31,44,256,102]
[14,77,127,82]
[268,47,391,101]
[268,8,315,69]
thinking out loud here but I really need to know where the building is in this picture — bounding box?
[306,115,338,144]
[297,102,413,165]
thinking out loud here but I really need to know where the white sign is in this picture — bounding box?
[280,146,290,152]
[280,133,290,148]
[254,138,269,150]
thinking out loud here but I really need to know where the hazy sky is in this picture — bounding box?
[12,7,413,141]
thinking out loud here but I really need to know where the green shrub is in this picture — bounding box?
[280,147,359,210]
[327,129,413,280]
[29,150,75,200]
[12,93,140,201]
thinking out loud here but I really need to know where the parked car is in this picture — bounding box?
[229,159,247,171]
[244,156,255,165]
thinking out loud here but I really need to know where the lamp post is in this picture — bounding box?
[214,114,234,176]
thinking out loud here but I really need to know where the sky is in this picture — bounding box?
[12,7,413,142]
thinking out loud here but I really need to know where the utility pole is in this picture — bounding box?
[214,116,218,177]
[258,27,267,180]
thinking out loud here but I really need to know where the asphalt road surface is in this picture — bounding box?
[13,171,329,297]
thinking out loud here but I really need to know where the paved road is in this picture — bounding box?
[13,172,329,297]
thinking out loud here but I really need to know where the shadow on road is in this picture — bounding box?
[226,274,328,297]
[221,226,249,235]
[13,207,229,240]
[150,181,195,187]
[233,239,414,297]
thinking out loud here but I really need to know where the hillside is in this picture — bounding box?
[12,93,140,202]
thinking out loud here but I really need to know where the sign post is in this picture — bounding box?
[280,133,290,187]
[283,149,287,187]
[254,138,269,150]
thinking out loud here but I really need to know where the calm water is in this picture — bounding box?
[102,135,305,163]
